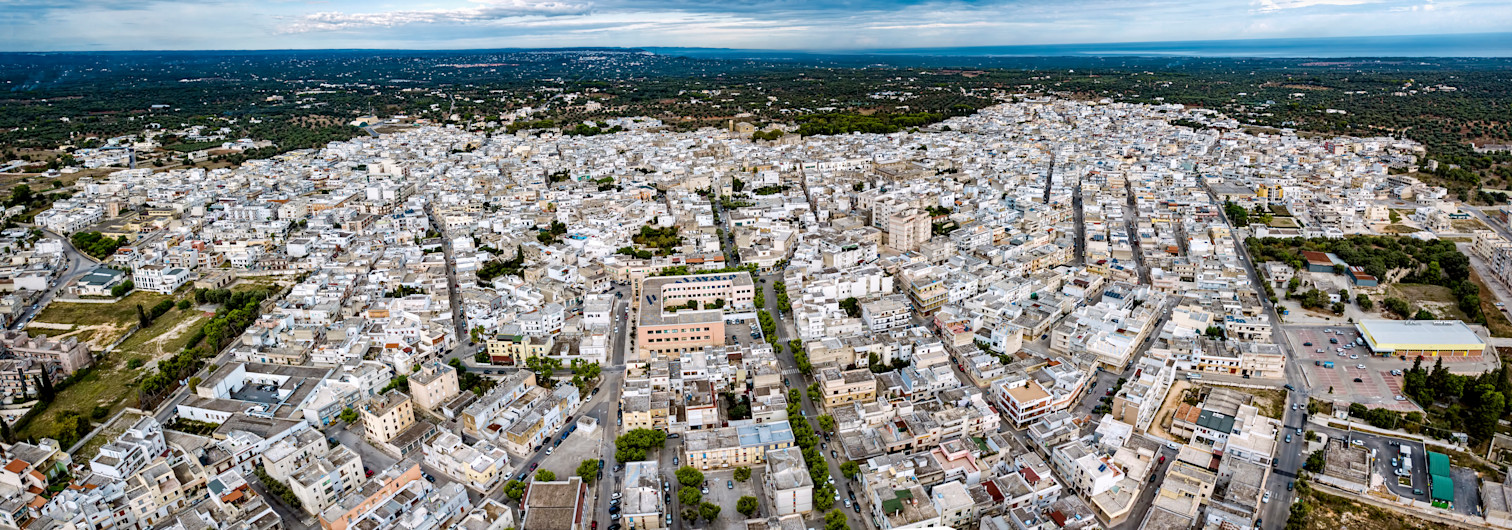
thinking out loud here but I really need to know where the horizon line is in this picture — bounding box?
[2,31,1509,56]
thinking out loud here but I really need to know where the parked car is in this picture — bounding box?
[1353,378,1364,382]
[1303,342,1313,347]
[1356,364,1365,369]
[1262,492,1270,503]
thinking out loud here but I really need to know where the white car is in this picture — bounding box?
[1357,364,1365,369]
[1262,492,1271,503]
[1395,395,1408,401]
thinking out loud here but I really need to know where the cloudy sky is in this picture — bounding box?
[0,0,1506,51]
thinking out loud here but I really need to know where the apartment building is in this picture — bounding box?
[682,421,796,471]
[288,444,364,516]
[763,446,814,515]
[886,210,930,253]
[361,390,415,445]
[621,461,665,530]
[861,295,911,333]
[424,431,512,492]
[409,362,460,411]
[90,416,166,480]
[133,264,193,294]
[0,330,93,374]
[816,367,877,409]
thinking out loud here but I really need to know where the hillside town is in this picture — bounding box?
[0,97,1508,530]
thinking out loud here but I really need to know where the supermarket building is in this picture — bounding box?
[1355,320,1486,358]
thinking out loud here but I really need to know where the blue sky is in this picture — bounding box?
[0,0,1507,51]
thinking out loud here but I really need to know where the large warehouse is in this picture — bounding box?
[1355,319,1486,357]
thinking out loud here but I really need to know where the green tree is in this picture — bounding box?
[504,480,527,500]
[1304,451,1325,473]
[615,429,668,462]
[840,461,860,479]
[734,466,751,482]
[577,460,600,482]
[737,496,760,517]
[177,299,191,310]
[679,486,702,506]
[825,509,850,530]
[814,484,835,511]
[699,502,721,522]
[339,408,359,424]
[676,466,704,488]
[535,470,556,482]
[817,415,836,433]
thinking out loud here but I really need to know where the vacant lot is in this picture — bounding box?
[1382,224,1422,234]
[115,307,208,363]
[1294,484,1436,530]
[31,290,175,349]
[1228,386,1286,419]
[74,410,145,462]
[1472,270,1512,337]
[17,356,140,447]
[1387,283,1469,321]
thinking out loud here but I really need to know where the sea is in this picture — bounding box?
[647,32,1512,59]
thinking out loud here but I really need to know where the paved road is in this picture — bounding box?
[12,227,93,329]
[427,204,468,343]
[759,272,866,529]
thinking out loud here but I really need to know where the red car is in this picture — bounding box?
[530,463,539,471]
[365,469,374,478]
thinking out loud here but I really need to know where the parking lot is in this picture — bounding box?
[1284,325,1420,411]
[698,468,762,527]
[536,425,606,482]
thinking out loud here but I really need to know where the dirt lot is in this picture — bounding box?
[30,290,177,350]
[1293,483,1437,530]
[1150,380,1194,443]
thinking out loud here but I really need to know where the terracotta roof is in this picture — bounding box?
[3,460,27,474]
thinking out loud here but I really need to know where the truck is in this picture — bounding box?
[1315,361,1335,368]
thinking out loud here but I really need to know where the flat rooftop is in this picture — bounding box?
[637,272,751,327]
[1358,320,1484,351]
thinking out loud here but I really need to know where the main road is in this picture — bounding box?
[1195,179,1309,530]
[12,227,94,329]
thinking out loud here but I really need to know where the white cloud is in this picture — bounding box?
[1253,0,1377,12]
[285,0,592,32]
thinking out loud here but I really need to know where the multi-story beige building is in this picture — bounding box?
[762,447,813,515]
[288,444,364,516]
[621,391,670,431]
[423,431,511,492]
[361,390,415,445]
[409,362,459,411]
[886,210,930,253]
[621,461,665,530]
[682,421,795,471]
[816,367,876,409]
[635,272,755,360]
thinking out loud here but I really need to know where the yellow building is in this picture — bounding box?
[486,334,553,365]
[1358,320,1486,357]
[682,421,795,471]
[361,390,415,445]
[816,367,876,409]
